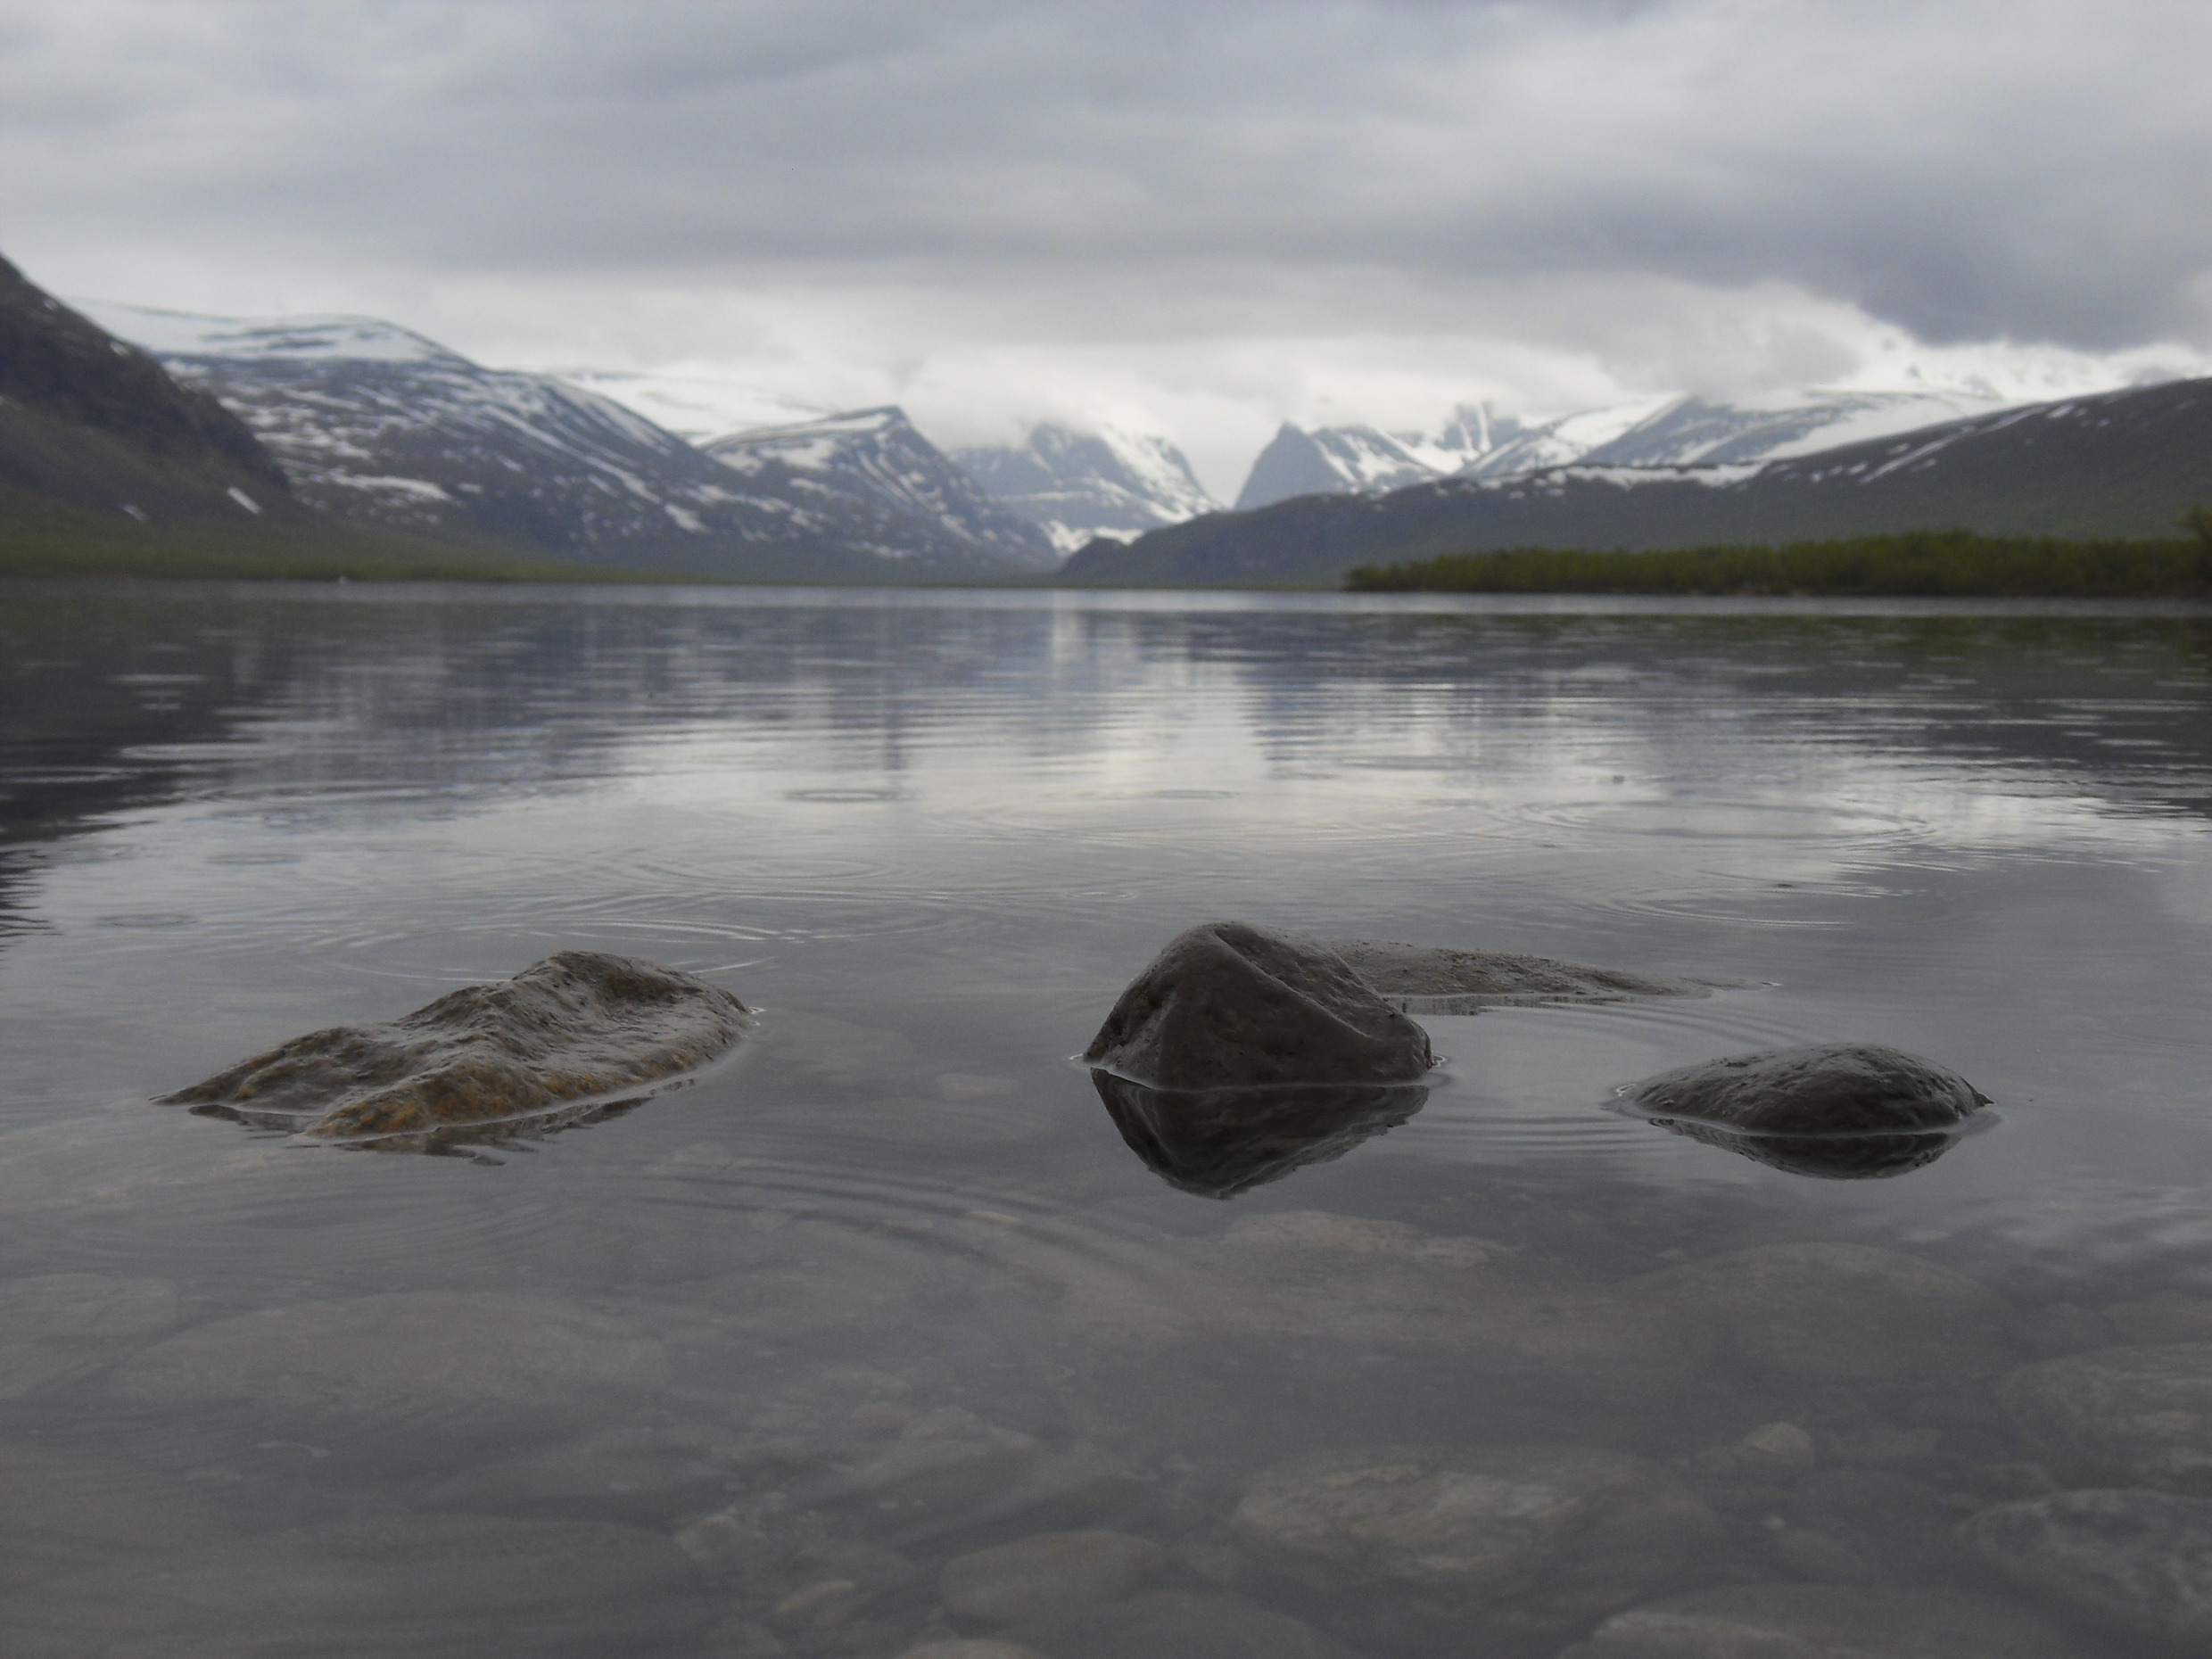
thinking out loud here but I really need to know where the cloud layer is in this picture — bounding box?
[4,0,2208,484]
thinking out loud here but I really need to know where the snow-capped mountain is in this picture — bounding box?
[1234,423,1439,510]
[547,367,829,445]
[952,423,1219,553]
[78,303,1049,581]
[704,409,1057,573]
[1064,376,2212,587]
[1233,390,2025,509]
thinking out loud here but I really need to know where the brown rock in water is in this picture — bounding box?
[160,951,749,1147]
[1083,922,1431,1089]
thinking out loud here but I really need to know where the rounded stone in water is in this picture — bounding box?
[158,950,750,1147]
[1624,1041,1988,1135]
[1083,922,1432,1090]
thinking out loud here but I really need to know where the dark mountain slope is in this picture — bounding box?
[85,306,1049,582]
[0,254,293,524]
[1061,378,2212,588]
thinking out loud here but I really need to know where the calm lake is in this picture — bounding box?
[3,581,2209,1657]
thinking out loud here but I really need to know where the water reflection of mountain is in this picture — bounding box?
[4,592,2206,953]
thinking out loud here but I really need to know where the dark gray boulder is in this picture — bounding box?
[1624,1043,1988,1135]
[1083,922,1431,1090]
[1093,1072,1427,1198]
[161,950,750,1149]
[1960,1489,2212,1647]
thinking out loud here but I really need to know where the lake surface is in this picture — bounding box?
[3,581,2209,1657]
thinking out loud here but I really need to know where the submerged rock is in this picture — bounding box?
[1961,1488,2212,1647]
[1998,1345,2212,1492]
[107,1291,668,1437]
[1628,1242,2018,1382]
[1232,1443,1719,1651]
[1557,1582,2091,1659]
[0,1514,712,1659]
[1324,938,1707,1011]
[941,1531,1165,1628]
[1083,922,1431,1090]
[1092,1071,1427,1198]
[161,951,750,1148]
[1008,1589,1355,1659]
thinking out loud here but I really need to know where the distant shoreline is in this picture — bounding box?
[1344,529,2212,598]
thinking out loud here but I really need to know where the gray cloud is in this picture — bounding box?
[3,0,2208,456]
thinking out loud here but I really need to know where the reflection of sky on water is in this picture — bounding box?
[2,584,2209,1303]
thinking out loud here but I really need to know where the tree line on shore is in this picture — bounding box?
[1343,517,2212,597]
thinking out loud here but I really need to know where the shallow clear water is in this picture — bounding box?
[3,582,2210,1656]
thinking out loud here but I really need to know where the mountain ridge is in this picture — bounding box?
[1061,377,2212,587]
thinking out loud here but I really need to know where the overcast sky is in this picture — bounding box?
[4,0,2209,493]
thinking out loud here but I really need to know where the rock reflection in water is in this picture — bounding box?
[1092,1071,1427,1199]
[1645,1115,1968,1178]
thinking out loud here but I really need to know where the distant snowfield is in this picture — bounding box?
[76,301,460,366]
[544,366,830,443]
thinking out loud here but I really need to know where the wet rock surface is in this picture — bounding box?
[1622,1044,1988,1178]
[1999,1344,2212,1491]
[160,950,750,1148]
[0,1513,713,1659]
[1093,1072,1428,1198]
[1232,1443,1720,1651]
[1628,1242,2019,1382]
[940,1530,1165,1627]
[1083,922,1431,1089]
[107,1291,669,1437]
[1324,938,1707,1011]
[1961,1487,2212,1647]
[1556,1582,2092,1658]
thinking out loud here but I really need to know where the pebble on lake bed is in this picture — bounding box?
[1084,922,1432,1090]
[159,950,750,1148]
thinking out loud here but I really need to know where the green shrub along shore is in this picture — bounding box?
[1345,519,2212,598]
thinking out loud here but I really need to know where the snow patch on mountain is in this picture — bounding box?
[548,366,830,444]
[706,408,1057,571]
[953,422,1219,553]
